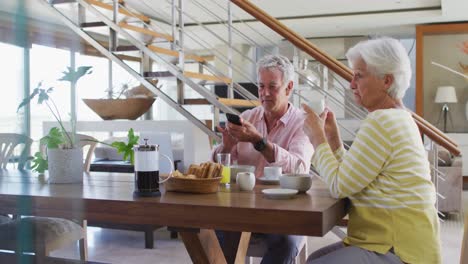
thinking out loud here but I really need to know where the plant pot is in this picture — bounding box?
[48,148,83,184]
[83,98,156,120]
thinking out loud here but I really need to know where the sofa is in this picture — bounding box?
[429,147,463,214]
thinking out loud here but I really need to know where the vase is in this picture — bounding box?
[48,148,83,184]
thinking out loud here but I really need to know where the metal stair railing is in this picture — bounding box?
[42,0,241,141]
[114,0,261,110]
[171,0,367,136]
[132,0,262,99]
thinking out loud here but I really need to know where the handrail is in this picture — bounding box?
[231,0,460,156]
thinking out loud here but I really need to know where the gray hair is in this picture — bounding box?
[345,37,412,100]
[256,55,295,85]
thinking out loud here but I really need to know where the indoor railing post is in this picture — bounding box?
[177,0,185,104]
[171,0,177,51]
[227,0,234,99]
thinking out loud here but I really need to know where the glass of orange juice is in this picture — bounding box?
[217,153,231,186]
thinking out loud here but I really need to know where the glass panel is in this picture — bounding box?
[30,44,70,152]
[0,42,24,133]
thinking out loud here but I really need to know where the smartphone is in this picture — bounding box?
[226,113,242,126]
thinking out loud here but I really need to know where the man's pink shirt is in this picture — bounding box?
[212,104,314,178]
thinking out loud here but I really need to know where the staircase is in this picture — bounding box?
[43,0,261,142]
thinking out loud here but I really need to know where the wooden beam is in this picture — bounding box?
[184,71,232,84]
[118,22,173,42]
[84,0,150,23]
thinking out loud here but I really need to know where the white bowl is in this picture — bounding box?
[279,174,312,193]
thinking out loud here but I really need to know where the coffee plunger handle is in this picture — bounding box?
[158,153,175,184]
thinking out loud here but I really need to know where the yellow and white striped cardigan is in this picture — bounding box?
[312,109,441,264]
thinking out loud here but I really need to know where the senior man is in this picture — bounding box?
[212,54,314,264]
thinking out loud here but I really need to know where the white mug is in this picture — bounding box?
[230,165,255,184]
[309,98,325,115]
[236,172,255,191]
[263,166,282,180]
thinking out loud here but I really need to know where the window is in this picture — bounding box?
[0,42,25,133]
[30,44,70,149]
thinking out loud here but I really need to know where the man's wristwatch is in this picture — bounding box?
[253,137,268,152]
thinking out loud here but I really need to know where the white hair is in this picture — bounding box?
[256,55,295,85]
[345,37,412,100]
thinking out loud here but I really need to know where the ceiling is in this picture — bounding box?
[0,0,467,48]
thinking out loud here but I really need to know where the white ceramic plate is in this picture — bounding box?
[258,176,280,185]
[262,188,298,199]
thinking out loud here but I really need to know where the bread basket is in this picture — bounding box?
[164,177,222,194]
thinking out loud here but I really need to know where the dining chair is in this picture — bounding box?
[0,133,33,169]
[0,217,85,260]
[75,133,98,173]
[246,236,308,264]
[5,132,97,260]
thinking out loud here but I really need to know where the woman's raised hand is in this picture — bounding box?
[302,104,327,148]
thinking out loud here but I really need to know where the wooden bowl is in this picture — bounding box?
[164,177,222,194]
[83,98,155,120]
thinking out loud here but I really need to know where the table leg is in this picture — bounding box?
[222,231,251,264]
[179,229,227,264]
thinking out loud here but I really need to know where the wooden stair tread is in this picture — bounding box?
[218,98,260,107]
[184,71,231,84]
[144,71,175,78]
[119,22,173,42]
[148,45,206,63]
[184,98,259,108]
[80,21,107,28]
[85,0,150,23]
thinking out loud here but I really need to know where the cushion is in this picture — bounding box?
[0,217,84,252]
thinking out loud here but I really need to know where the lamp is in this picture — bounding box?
[435,86,457,132]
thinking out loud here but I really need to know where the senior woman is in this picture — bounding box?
[303,37,441,264]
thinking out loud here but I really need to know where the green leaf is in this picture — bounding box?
[110,128,139,164]
[17,84,41,112]
[40,127,66,149]
[58,66,93,84]
[37,88,51,104]
[31,151,48,173]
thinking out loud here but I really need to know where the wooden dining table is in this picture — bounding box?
[0,169,347,264]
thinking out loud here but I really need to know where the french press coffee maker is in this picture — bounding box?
[133,139,173,197]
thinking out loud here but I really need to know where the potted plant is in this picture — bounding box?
[17,66,92,183]
[82,79,160,120]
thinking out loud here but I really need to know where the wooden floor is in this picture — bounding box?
[49,193,468,264]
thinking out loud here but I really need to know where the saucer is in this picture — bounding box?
[262,188,298,199]
[258,177,280,185]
